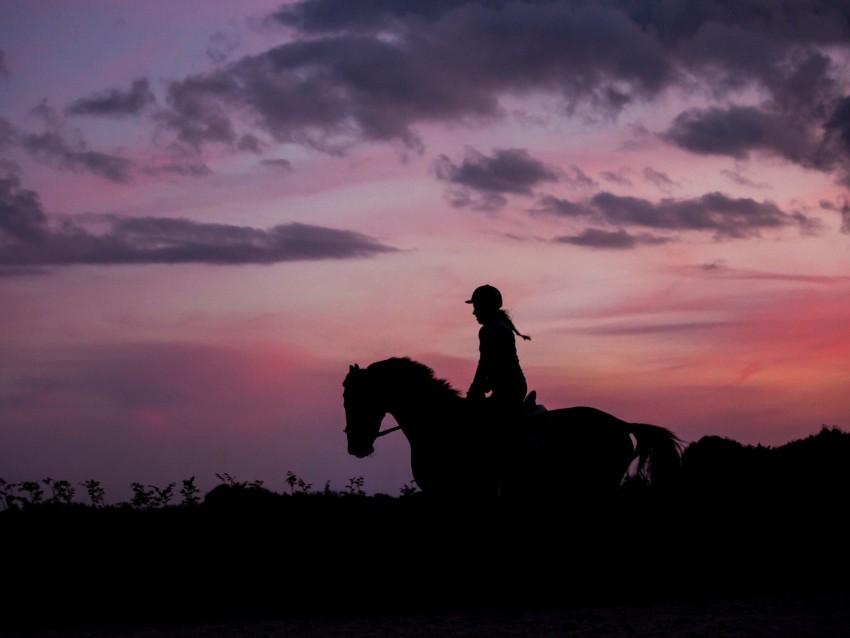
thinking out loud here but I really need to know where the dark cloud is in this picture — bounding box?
[207,30,241,65]
[142,161,212,177]
[643,166,677,191]
[823,96,850,184]
[21,131,135,183]
[535,195,589,218]
[271,0,491,33]
[261,158,294,172]
[162,2,674,152]
[433,147,560,211]
[582,321,726,336]
[11,103,136,182]
[554,228,640,249]
[0,266,47,277]
[36,1,850,191]
[600,169,633,187]
[562,165,597,190]
[537,191,819,239]
[818,198,850,233]
[237,133,264,154]
[272,0,676,122]
[637,2,848,134]
[158,70,241,150]
[663,105,818,163]
[0,174,397,269]
[66,78,156,117]
[660,33,849,182]
[0,116,15,149]
[825,96,850,146]
[445,188,507,212]
[790,210,823,236]
[0,172,49,243]
[721,168,770,189]
[692,260,850,285]
[132,0,850,197]
[281,0,850,47]
[590,191,816,238]
[434,147,561,195]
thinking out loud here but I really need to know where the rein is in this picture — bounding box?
[376,425,402,438]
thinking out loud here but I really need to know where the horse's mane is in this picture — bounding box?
[366,357,463,399]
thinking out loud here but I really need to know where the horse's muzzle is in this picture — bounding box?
[349,445,374,458]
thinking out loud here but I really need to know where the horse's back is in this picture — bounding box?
[501,406,635,500]
[522,406,632,447]
[548,405,629,426]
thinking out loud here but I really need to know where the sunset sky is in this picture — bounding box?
[2,0,849,501]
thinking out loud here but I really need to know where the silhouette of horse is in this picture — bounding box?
[343,357,683,499]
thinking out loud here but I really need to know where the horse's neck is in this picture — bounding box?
[387,402,439,434]
[386,392,462,443]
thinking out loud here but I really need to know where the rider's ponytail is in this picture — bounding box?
[498,309,531,341]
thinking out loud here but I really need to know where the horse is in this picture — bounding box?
[343,357,683,500]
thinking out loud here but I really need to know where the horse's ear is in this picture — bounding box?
[350,364,360,372]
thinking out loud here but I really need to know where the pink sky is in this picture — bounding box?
[1,1,849,501]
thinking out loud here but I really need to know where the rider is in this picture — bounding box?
[465,284,531,415]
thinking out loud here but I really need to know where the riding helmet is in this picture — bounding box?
[465,284,502,309]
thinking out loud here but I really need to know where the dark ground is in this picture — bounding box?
[5,428,850,635]
[2,486,848,636]
[3,590,850,637]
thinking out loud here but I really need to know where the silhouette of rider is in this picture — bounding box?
[466,284,531,415]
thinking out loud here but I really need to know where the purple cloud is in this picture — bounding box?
[66,78,156,117]
[434,147,561,195]
[0,172,397,270]
[536,190,820,240]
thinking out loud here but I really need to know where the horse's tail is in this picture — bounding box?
[629,423,684,490]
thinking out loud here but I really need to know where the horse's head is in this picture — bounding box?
[343,363,386,458]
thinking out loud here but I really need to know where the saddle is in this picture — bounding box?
[520,390,547,416]
[517,391,550,448]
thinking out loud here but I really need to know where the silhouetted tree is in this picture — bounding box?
[180,476,200,507]
[80,479,105,508]
[44,477,75,505]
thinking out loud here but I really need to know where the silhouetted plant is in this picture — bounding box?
[285,470,298,493]
[285,470,312,494]
[150,483,176,508]
[0,477,16,510]
[180,476,201,507]
[345,476,366,496]
[44,477,75,505]
[18,481,44,506]
[80,479,105,508]
[130,482,154,509]
[215,472,242,487]
[215,473,265,489]
[400,481,420,498]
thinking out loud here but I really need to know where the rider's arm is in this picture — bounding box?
[468,326,494,398]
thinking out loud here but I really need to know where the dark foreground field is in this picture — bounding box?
[3,427,850,636]
[2,485,848,636]
[3,589,850,637]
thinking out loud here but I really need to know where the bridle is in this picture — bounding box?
[376,424,401,437]
[344,364,401,439]
[343,419,400,439]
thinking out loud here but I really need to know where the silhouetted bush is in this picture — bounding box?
[680,425,850,506]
